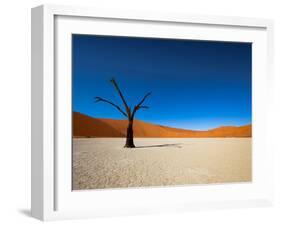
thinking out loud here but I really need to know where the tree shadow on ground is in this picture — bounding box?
[135,143,182,149]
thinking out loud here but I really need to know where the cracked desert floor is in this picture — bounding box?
[72,138,251,190]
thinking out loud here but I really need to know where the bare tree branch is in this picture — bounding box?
[136,92,152,107]
[110,78,131,117]
[132,92,152,118]
[95,96,128,117]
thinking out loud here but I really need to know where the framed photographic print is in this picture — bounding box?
[31,4,274,221]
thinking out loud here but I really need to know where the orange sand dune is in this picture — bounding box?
[73,112,252,138]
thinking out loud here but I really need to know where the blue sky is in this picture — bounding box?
[72,35,252,130]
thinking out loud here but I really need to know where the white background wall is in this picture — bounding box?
[0,0,280,225]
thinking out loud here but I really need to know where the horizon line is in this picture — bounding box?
[73,111,251,132]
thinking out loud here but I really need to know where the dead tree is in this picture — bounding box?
[95,78,151,148]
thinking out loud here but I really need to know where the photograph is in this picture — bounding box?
[72,34,252,190]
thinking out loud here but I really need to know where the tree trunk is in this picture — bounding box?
[124,119,135,148]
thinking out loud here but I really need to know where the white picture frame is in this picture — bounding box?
[31,4,274,221]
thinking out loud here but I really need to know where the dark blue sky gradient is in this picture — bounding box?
[72,35,252,130]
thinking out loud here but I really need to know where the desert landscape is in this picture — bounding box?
[72,36,252,190]
[73,138,251,190]
[73,112,252,138]
[72,112,252,190]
